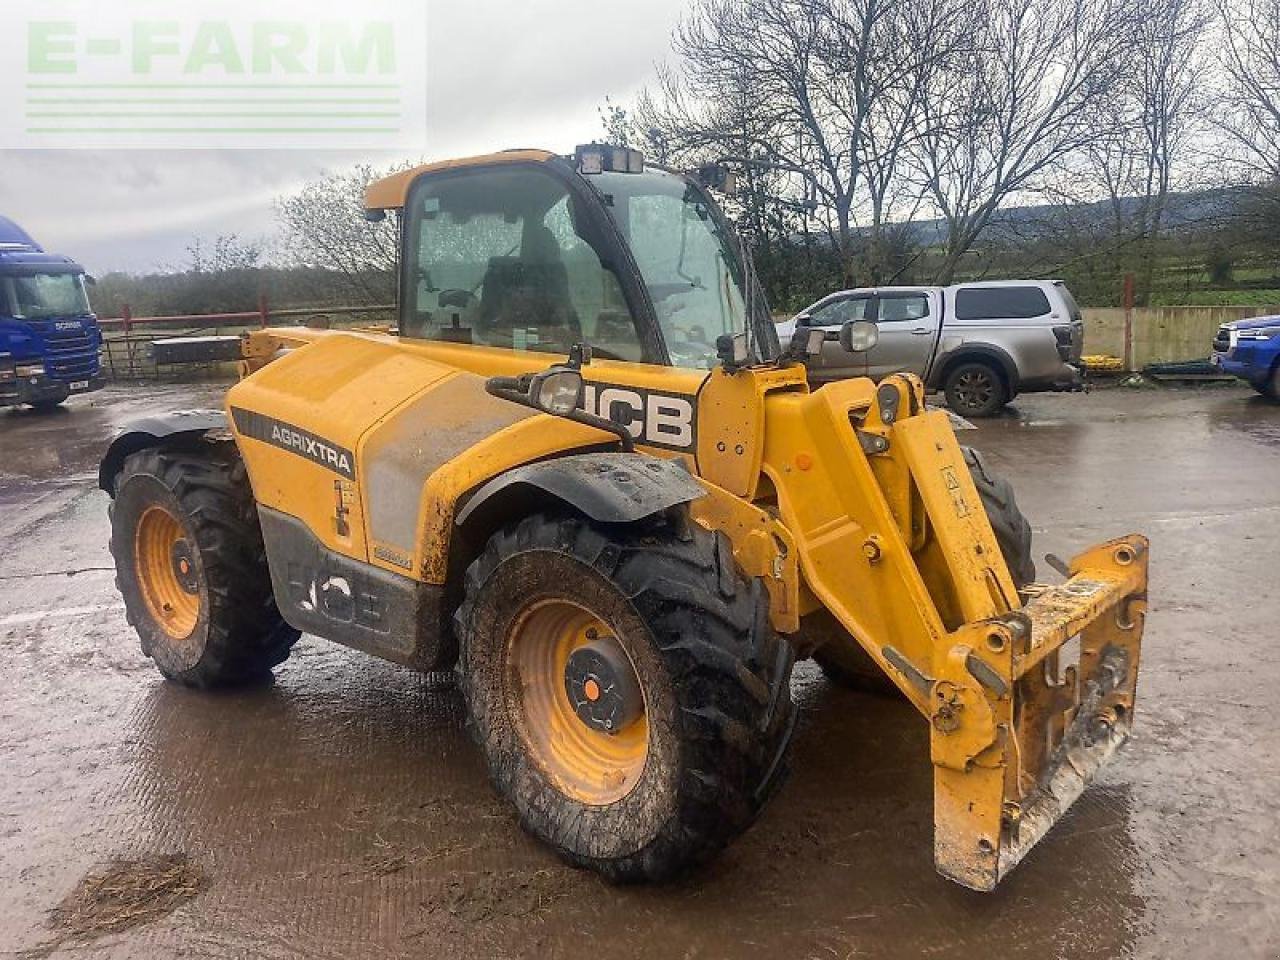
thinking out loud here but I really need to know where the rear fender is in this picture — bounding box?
[99,409,229,494]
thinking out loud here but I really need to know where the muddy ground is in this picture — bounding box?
[1,382,1278,959]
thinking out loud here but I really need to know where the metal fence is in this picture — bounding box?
[100,302,395,380]
[102,299,1275,381]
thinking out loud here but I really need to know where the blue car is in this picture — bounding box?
[1212,315,1280,399]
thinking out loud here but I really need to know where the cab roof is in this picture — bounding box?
[0,216,82,273]
[0,216,42,253]
[364,149,556,212]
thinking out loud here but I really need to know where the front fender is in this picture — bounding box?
[456,452,706,528]
[99,409,228,494]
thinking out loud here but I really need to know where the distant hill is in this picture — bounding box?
[824,188,1237,248]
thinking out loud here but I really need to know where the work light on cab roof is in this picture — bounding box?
[574,143,645,175]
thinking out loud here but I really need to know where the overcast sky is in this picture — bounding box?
[0,0,685,275]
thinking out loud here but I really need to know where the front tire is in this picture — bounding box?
[944,360,1009,417]
[109,445,299,688]
[1258,363,1280,400]
[456,512,795,882]
[814,445,1034,692]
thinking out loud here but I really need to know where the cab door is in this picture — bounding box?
[862,291,938,379]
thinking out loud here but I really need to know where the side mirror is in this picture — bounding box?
[693,162,736,195]
[839,320,879,353]
[788,326,826,360]
[794,313,812,327]
[716,332,749,371]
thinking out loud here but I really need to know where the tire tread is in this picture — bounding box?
[455,511,796,882]
[109,444,299,688]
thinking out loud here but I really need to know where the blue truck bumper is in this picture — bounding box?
[0,370,106,407]
[1213,351,1273,391]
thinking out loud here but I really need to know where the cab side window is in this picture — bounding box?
[543,196,641,360]
[404,166,644,361]
[954,286,1051,320]
[809,295,871,327]
[876,294,929,324]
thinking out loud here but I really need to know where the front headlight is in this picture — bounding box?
[15,363,45,377]
[531,368,583,415]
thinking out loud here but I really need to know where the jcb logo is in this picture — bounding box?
[581,383,696,450]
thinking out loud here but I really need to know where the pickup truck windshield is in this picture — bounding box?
[4,273,91,320]
[590,170,753,369]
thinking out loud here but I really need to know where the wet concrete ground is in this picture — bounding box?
[1,382,1278,959]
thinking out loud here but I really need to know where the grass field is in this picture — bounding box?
[1150,288,1280,306]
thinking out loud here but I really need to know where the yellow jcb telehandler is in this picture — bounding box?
[101,145,1147,889]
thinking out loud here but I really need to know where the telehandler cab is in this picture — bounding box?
[101,145,1148,890]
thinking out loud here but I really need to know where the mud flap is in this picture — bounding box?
[930,536,1148,891]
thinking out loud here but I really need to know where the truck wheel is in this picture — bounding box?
[30,387,70,411]
[456,513,796,882]
[1259,363,1280,400]
[944,361,1008,417]
[109,445,299,688]
[814,445,1034,693]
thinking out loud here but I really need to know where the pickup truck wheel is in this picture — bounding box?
[813,445,1034,694]
[944,361,1008,417]
[109,445,300,688]
[1259,363,1280,400]
[456,512,796,882]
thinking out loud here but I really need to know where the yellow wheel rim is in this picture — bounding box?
[134,504,200,640]
[507,599,649,806]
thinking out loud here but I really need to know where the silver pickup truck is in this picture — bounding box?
[777,280,1085,416]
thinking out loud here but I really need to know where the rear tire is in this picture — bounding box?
[944,360,1008,418]
[814,445,1034,693]
[109,445,299,688]
[456,512,795,882]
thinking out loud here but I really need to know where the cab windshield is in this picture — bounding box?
[400,161,773,369]
[590,170,759,369]
[4,272,91,320]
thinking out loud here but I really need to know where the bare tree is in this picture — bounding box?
[910,0,1136,283]
[599,96,640,148]
[1217,0,1280,181]
[275,163,408,304]
[636,0,962,285]
[1215,0,1280,239]
[1077,0,1208,301]
[183,235,264,273]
